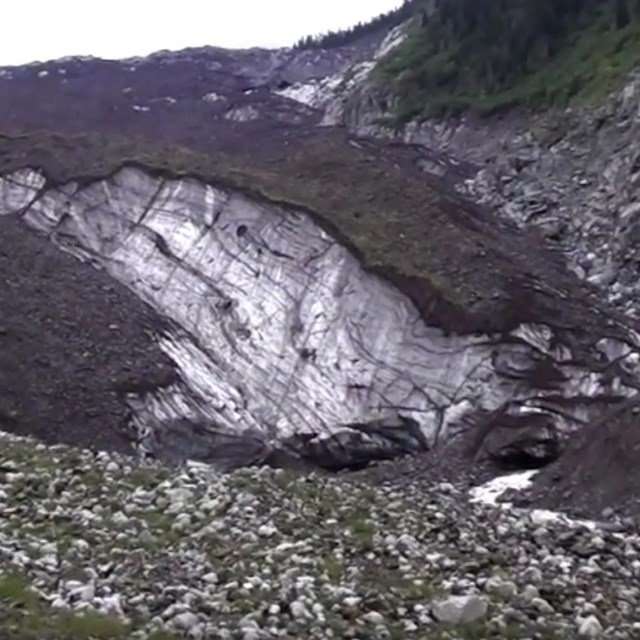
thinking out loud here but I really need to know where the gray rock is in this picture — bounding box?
[531,597,555,614]
[290,600,311,621]
[520,584,540,602]
[521,567,543,585]
[485,577,518,599]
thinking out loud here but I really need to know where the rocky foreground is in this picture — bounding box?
[0,432,639,640]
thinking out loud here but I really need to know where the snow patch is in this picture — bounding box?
[374,25,407,60]
[469,470,538,505]
[202,92,224,104]
[470,471,599,529]
[275,24,406,114]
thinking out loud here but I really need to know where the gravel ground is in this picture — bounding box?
[1,432,640,640]
[0,214,176,454]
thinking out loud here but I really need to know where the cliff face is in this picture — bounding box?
[1,161,639,471]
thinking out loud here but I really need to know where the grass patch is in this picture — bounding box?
[120,466,170,490]
[133,509,181,547]
[0,570,129,639]
[146,631,184,640]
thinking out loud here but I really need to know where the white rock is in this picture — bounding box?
[112,511,128,526]
[258,524,277,538]
[431,595,489,625]
[95,593,123,615]
[202,572,218,584]
[51,597,68,609]
[72,539,90,553]
[39,542,57,555]
[485,577,518,599]
[578,615,603,638]
[172,513,192,531]
[520,584,540,602]
[362,611,385,624]
[290,600,311,620]
[71,583,95,602]
[342,596,362,609]
[172,611,200,631]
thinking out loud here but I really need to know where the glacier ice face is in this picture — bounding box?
[0,167,636,469]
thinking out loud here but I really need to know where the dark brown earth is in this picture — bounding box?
[353,435,500,492]
[0,214,176,453]
[521,397,640,522]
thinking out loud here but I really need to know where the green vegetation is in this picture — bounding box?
[0,571,129,639]
[378,0,640,119]
[293,0,418,49]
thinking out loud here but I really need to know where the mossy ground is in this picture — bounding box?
[0,571,130,640]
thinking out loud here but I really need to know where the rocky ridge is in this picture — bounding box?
[291,42,640,320]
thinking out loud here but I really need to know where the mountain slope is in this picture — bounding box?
[3,11,640,640]
[378,0,640,118]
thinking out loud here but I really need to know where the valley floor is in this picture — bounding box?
[0,432,639,640]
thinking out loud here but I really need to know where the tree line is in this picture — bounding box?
[379,0,640,118]
[293,1,419,50]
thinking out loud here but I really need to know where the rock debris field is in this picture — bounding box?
[0,431,639,640]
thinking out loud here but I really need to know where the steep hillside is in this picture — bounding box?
[378,0,640,118]
[5,127,639,476]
